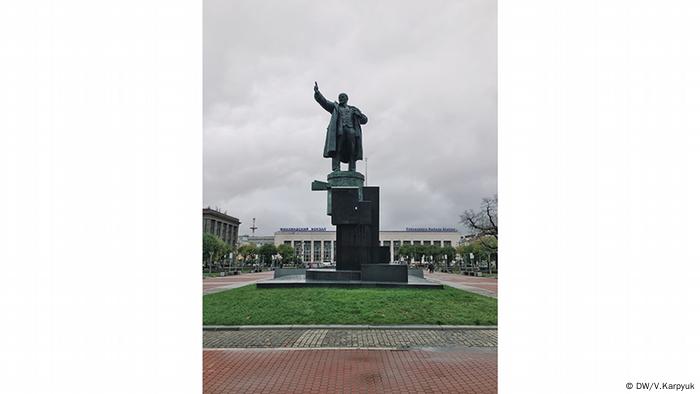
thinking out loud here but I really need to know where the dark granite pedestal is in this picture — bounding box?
[304,265,407,283]
[361,264,408,282]
[257,267,443,289]
[257,170,443,290]
[305,269,361,281]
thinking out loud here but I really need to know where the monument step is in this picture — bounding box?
[305,269,361,281]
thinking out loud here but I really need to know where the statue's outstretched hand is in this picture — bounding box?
[314,81,319,92]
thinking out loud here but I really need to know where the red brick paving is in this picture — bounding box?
[204,348,497,394]
[203,271,273,293]
[425,272,498,296]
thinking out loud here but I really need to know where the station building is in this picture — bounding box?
[273,227,461,263]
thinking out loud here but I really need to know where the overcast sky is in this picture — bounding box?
[204,0,496,236]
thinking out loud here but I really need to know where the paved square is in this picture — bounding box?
[425,272,498,298]
[204,348,496,394]
[203,271,273,294]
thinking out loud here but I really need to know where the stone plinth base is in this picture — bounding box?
[256,281,443,289]
[274,268,307,278]
[327,171,365,187]
[361,264,408,283]
[408,268,424,278]
[305,266,408,282]
[257,267,442,289]
[306,269,361,281]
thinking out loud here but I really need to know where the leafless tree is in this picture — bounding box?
[460,195,498,239]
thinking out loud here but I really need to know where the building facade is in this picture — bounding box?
[238,234,275,247]
[203,208,240,249]
[274,227,461,263]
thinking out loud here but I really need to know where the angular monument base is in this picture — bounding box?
[361,264,408,283]
[305,269,361,281]
[257,267,443,289]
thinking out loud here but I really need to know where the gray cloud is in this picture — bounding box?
[204,0,496,235]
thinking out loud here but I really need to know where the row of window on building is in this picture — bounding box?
[283,240,333,262]
[202,208,241,247]
[282,239,453,263]
[202,218,238,247]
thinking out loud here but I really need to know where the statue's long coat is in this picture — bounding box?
[314,91,368,162]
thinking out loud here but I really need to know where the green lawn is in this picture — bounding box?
[203,285,497,326]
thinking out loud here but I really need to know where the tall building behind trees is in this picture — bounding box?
[203,207,240,250]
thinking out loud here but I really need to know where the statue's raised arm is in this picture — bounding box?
[314,82,366,173]
[313,81,335,113]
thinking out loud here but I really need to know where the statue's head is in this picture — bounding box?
[338,93,348,105]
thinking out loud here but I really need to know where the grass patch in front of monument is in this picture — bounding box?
[203,285,497,325]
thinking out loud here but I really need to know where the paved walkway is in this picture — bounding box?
[204,347,496,394]
[424,272,498,298]
[204,328,497,393]
[203,272,498,393]
[203,271,273,294]
[204,328,497,349]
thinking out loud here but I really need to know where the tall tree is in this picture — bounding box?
[460,195,498,239]
[203,233,219,265]
[277,244,295,264]
[455,244,473,265]
[258,243,278,266]
[238,243,258,264]
[398,244,415,262]
[414,244,427,265]
[203,233,231,271]
[472,236,498,273]
[427,245,442,266]
[442,246,456,267]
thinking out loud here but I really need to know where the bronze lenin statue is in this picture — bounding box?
[314,82,368,172]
